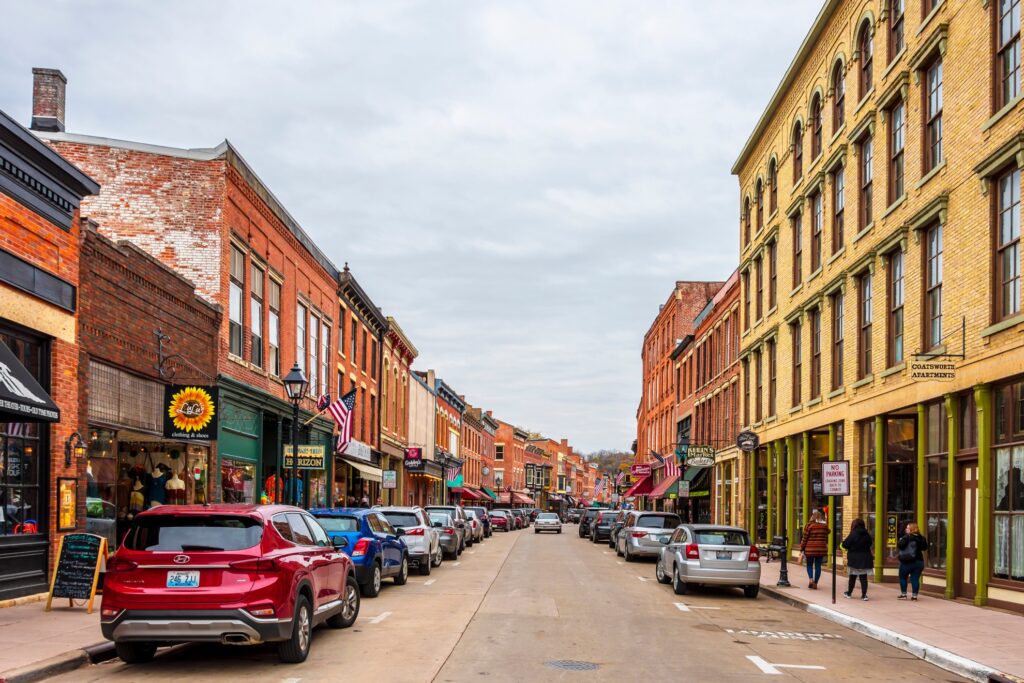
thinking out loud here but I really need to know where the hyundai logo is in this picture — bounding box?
[173,555,191,564]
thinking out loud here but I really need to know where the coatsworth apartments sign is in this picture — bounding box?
[910,359,956,382]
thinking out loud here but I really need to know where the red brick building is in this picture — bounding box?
[494,420,529,505]
[431,376,464,504]
[380,316,417,506]
[478,409,499,503]
[0,98,98,599]
[459,402,490,503]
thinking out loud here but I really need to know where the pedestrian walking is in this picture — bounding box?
[841,518,873,601]
[897,522,929,601]
[799,509,830,589]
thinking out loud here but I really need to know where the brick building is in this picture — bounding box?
[380,316,417,506]
[459,402,490,503]
[524,442,549,508]
[494,420,530,505]
[0,101,97,599]
[432,377,464,504]
[733,0,1024,609]
[479,409,499,503]
[406,370,441,506]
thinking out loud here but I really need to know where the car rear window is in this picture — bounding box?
[694,530,750,546]
[315,516,360,533]
[636,515,681,529]
[382,512,420,528]
[537,513,558,520]
[584,510,598,520]
[124,515,263,551]
[490,511,507,517]
[429,514,451,525]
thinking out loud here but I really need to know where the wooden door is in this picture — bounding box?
[957,461,979,600]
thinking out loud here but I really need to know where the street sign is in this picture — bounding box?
[630,464,652,478]
[685,445,715,467]
[382,470,397,489]
[736,430,759,452]
[678,480,690,498]
[820,460,850,496]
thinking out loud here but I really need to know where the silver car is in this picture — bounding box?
[615,511,681,561]
[425,505,469,551]
[464,509,485,543]
[533,512,562,533]
[377,506,443,575]
[428,511,462,560]
[655,524,761,598]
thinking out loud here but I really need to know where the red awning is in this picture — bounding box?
[498,492,512,504]
[511,492,535,505]
[649,473,681,500]
[623,474,653,497]
[462,487,484,501]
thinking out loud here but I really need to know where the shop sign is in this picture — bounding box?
[820,460,851,496]
[631,464,652,478]
[678,480,690,498]
[283,444,326,470]
[57,478,77,531]
[887,515,898,549]
[736,430,759,452]
[404,447,424,471]
[342,439,372,462]
[685,445,715,468]
[382,470,397,489]
[163,385,218,441]
[910,359,956,381]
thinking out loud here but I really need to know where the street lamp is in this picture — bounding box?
[283,363,308,507]
[777,444,791,588]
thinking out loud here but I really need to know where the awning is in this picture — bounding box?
[455,486,484,501]
[623,474,653,498]
[498,492,511,504]
[481,487,498,501]
[548,494,563,502]
[0,340,60,422]
[650,473,681,500]
[511,492,534,505]
[341,457,382,483]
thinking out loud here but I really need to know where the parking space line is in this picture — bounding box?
[453,561,461,566]
[424,579,436,586]
[674,602,720,612]
[281,678,302,683]
[637,576,650,582]
[368,611,392,624]
[746,655,825,675]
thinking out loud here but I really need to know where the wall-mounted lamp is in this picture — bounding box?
[64,431,85,467]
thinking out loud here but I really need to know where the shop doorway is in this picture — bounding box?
[957,460,979,600]
[884,416,917,565]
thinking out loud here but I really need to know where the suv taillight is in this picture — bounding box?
[404,527,425,536]
[685,543,700,560]
[106,558,138,573]
[352,538,371,557]
[748,545,760,561]
[229,558,279,572]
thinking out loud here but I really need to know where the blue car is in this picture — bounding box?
[310,508,409,598]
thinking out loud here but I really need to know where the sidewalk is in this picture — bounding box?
[0,595,111,683]
[758,559,1024,683]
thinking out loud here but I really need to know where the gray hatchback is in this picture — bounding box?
[615,511,681,561]
[655,524,761,598]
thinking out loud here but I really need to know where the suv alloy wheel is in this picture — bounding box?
[278,594,312,663]
[327,574,360,629]
[394,556,409,585]
[362,563,382,598]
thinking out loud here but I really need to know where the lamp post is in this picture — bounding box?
[283,363,308,508]
[777,443,791,587]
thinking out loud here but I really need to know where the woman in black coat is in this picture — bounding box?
[841,518,873,600]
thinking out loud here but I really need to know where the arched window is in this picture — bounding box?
[755,179,764,231]
[832,61,845,131]
[768,158,778,214]
[810,94,823,159]
[792,121,804,181]
[889,0,905,61]
[743,197,751,245]
[859,23,874,99]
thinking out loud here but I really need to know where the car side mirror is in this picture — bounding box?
[333,536,348,549]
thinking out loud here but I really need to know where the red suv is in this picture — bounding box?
[101,504,359,664]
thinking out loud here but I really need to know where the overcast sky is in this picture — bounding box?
[2,0,822,453]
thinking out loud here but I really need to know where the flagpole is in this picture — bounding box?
[303,406,330,426]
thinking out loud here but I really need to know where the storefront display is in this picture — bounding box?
[222,458,255,504]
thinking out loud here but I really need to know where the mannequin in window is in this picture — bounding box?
[166,465,186,504]
[148,463,170,508]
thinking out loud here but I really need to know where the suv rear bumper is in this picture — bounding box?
[102,609,293,644]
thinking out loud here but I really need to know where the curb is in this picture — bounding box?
[0,642,114,683]
[760,584,1021,683]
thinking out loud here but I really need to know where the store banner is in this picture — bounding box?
[163,385,218,441]
[283,444,327,470]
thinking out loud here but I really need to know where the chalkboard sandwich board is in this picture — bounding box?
[46,532,107,613]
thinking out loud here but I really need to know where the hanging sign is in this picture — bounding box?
[910,359,956,381]
[736,430,760,452]
[46,533,107,614]
[164,385,218,441]
[820,460,851,496]
[283,444,326,470]
[685,445,715,468]
[630,464,652,478]
[382,470,397,489]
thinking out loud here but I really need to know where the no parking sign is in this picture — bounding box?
[820,460,850,496]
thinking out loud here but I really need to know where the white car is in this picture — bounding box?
[534,512,562,534]
[377,507,443,575]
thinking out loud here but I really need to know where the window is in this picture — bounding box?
[925,59,943,172]
[268,279,281,376]
[996,168,1021,320]
[810,308,822,399]
[994,380,1024,581]
[309,315,319,396]
[860,23,874,99]
[321,323,331,397]
[744,197,751,246]
[859,420,877,534]
[742,357,750,426]
[350,319,358,361]
[296,302,307,373]
[792,212,803,287]
[811,192,823,272]
[793,122,804,181]
[860,135,874,229]
[791,320,802,406]
[810,95,823,160]
[858,272,873,378]
[925,401,948,570]
[833,167,845,253]
[828,294,843,391]
[361,328,368,371]
[496,444,505,461]
[743,269,751,330]
[925,223,943,349]
[833,61,846,131]
[769,159,778,214]
[250,262,263,368]
[885,417,917,564]
[998,0,1021,108]
[229,245,245,357]
[755,256,763,321]
[888,250,905,366]
[768,241,778,309]
[754,348,763,422]
[889,100,906,203]
[890,0,905,60]
[768,338,777,417]
[756,179,764,232]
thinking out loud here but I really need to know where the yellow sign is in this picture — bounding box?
[283,444,327,470]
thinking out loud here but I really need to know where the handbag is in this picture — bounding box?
[898,539,917,564]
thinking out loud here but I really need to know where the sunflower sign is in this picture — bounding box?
[164,385,218,441]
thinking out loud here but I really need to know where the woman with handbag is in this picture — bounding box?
[799,509,830,589]
[896,522,929,601]
[841,518,873,600]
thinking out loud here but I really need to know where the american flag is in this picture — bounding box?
[445,462,462,482]
[614,470,625,486]
[329,390,357,454]
[665,453,680,479]
[593,477,605,497]
[650,449,665,464]
[316,392,331,411]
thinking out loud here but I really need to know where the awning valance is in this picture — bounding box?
[0,340,59,422]
[650,473,681,500]
[511,492,534,505]
[623,474,653,498]
[341,457,382,483]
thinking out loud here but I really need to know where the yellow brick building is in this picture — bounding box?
[733,0,1024,610]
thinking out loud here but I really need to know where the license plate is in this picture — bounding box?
[656,534,670,543]
[167,570,199,588]
[716,550,732,560]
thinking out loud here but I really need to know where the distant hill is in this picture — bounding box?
[584,449,633,476]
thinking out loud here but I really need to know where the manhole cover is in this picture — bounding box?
[545,660,601,671]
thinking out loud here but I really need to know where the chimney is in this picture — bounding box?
[31,68,67,132]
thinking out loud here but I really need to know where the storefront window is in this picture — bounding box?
[793,438,804,545]
[222,459,256,504]
[994,446,1024,581]
[959,390,977,451]
[755,449,768,543]
[924,402,947,570]
[885,416,916,563]
[859,420,876,537]
[0,421,42,535]
[86,429,117,547]
[723,460,734,526]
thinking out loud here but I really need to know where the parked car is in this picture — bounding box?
[567,509,582,524]
[510,509,528,528]
[655,524,761,598]
[465,506,492,537]
[425,506,468,550]
[427,511,462,559]
[578,508,600,538]
[589,509,618,543]
[615,511,682,561]
[607,509,630,550]
[534,512,562,534]
[101,504,359,665]
[310,508,409,598]
[488,510,511,532]
[528,508,542,521]
[376,506,442,575]
[464,509,485,544]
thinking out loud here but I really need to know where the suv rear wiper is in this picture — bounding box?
[179,544,224,551]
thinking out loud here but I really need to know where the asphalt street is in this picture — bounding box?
[47,524,965,682]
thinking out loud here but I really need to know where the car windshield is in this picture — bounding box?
[124,515,263,551]
[429,514,452,525]
[636,515,681,529]
[537,513,558,520]
[694,530,751,546]
[314,516,360,533]
[381,512,420,528]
